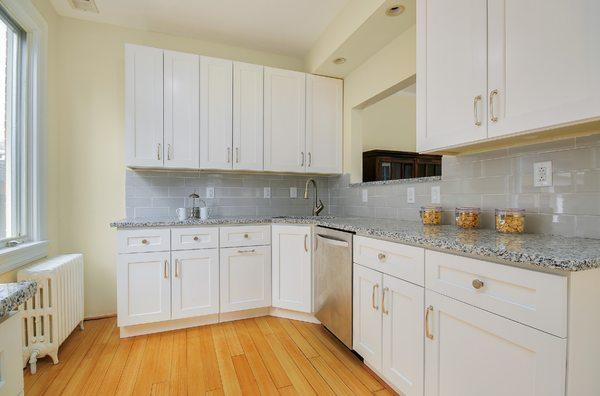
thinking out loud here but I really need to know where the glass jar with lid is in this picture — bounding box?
[495,208,525,233]
[455,207,481,229]
[420,206,442,225]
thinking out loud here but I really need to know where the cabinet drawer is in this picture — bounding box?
[353,235,425,286]
[118,229,170,253]
[171,227,219,250]
[425,250,567,337]
[220,225,271,248]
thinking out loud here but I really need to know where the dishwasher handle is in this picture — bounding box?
[316,234,350,248]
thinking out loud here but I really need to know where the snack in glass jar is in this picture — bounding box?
[420,206,442,225]
[455,207,481,229]
[495,208,525,234]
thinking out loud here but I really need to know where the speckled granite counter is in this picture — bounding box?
[111,216,600,272]
[0,281,37,319]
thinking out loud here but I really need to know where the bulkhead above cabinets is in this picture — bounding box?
[125,44,343,175]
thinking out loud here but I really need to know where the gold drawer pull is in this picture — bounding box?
[425,305,434,340]
[193,236,199,241]
[141,239,149,245]
[377,253,387,261]
[472,279,485,290]
[244,233,249,239]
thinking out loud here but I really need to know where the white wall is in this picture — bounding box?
[361,91,416,152]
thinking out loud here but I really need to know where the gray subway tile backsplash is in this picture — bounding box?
[125,134,600,238]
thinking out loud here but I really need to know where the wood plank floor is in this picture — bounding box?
[24,316,396,396]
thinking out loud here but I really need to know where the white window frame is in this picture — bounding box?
[0,0,48,274]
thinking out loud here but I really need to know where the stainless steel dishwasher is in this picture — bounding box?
[314,226,354,349]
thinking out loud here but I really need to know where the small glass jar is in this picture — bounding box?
[420,206,442,225]
[495,208,525,234]
[455,207,481,229]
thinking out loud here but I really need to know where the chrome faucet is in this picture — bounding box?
[304,178,324,216]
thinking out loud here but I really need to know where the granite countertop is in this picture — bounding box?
[111,215,600,272]
[0,281,37,319]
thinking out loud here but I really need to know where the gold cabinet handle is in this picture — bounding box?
[141,239,148,245]
[377,253,387,261]
[174,259,180,278]
[473,95,482,126]
[382,287,389,315]
[193,236,199,241]
[300,152,305,167]
[226,147,231,163]
[244,233,249,239]
[235,147,240,163]
[372,284,379,310]
[472,279,485,289]
[308,152,312,167]
[425,305,434,340]
[157,143,162,160]
[489,89,499,122]
[304,234,308,252]
[164,260,169,279]
[237,249,256,254]
[167,144,173,160]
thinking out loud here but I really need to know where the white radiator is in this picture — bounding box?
[17,254,84,374]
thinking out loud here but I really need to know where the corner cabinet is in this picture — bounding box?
[417,0,600,153]
[271,224,312,313]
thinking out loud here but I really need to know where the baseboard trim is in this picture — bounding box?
[269,307,320,324]
[85,313,117,321]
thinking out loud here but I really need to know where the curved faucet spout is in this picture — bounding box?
[304,178,324,216]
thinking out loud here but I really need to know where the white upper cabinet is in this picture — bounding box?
[125,44,164,167]
[487,0,600,138]
[417,0,488,152]
[233,62,264,171]
[164,50,200,169]
[306,75,343,174]
[417,0,600,152]
[264,67,306,173]
[200,56,233,169]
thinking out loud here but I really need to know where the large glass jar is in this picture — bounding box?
[455,207,481,229]
[495,208,525,234]
[420,206,442,225]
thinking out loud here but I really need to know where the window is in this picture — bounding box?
[0,6,25,247]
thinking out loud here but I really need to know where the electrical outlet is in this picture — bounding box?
[206,187,215,199]
[534,161,553,187]
[263,187,271,198]
[290,187,297,199]
[407,187,415,203]
[362,189,368,203]
[431,186,441,204]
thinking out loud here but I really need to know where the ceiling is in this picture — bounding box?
[51,0,350,57]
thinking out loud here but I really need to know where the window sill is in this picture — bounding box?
[0,241,49,275]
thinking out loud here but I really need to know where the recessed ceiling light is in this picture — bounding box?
[385,5,405,16]
[333,57,346,65]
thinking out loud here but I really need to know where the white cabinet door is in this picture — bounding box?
[271,225,312,312]
[353,263,383,372]
[233,62,264,171]
[220,246,271,312]
[487,0,600,138]
[164,50,200,168]
[424,291,566,396]
[200,56,233,170]
[171,249,219,319]
[306,75,342,174]
[125,44,164,167]
[264,67,306,173]
[417,0,487,151]
[117,252,171,326]
[382,275,424,396]
[0,313,23,396]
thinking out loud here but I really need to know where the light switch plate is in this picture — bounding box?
[431,186,441,204]
[290,187,297,199]
[206,187,215,199]
[264,187,271,198]
[534,161,553,187]
[362,189,368,203]
[407,187,415,203]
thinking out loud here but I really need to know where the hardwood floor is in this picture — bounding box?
[24,316,396,395]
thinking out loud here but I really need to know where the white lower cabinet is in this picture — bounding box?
[271,225,312,312]
[0,313,24,396]
[424,290,566,396]
[117,251,171,326]
[353,263,424,395]
[171,249,219,319]
[220,246,271,312]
